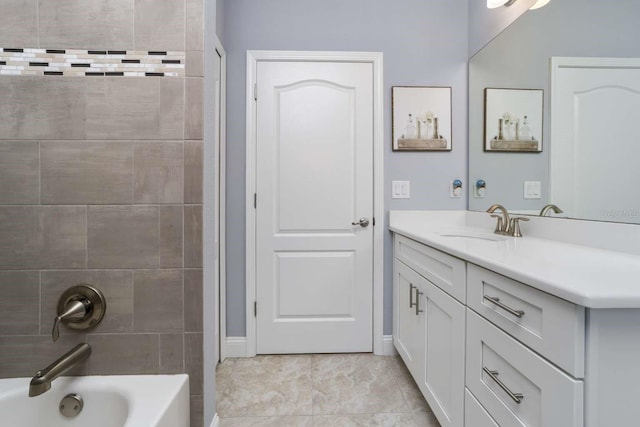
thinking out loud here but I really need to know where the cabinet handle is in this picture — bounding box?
[415,289,424,316]
[483,295,525,318]
[483,367,524,404]
[409,284,416,308]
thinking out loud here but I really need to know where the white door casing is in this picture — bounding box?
[246,51,384,356]
[550,57,640,224]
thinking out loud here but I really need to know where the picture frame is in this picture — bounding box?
[484,88,544,152]
[392,86,452,151]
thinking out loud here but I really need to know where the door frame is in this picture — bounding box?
[245,50,384,357]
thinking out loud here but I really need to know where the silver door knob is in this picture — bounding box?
[351,218,370,227]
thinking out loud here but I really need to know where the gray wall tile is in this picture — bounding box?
[184,205,203,268]
[133,270,183,332]
[41,270,134,335]
[0,335,87,378]
[87,334,159,375]
[160,333,184,374]
[0,141,39,204]
[185,332,203,395]
[134,141,183,204]
[160,78,186,140]
[134,0,185,51]
[186,0,204,50]
[0,0,38,47]
[86,78,161,140]
[185,78,204,140]
[160,206,183,268]
[190,394,204,427]
[184,140,203,204]
[184,269,203,332]
[0,271,40,335]
[41,141,133,204]
[0,206,87,269]
[38,0,134,49]
[0,77,86,140]
[87,206,159,268]
[186,51,204,77]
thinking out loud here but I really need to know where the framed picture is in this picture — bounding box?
[484,88,544,152]
[392,86,452,151]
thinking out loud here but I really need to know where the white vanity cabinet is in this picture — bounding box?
[393,233,585,427]
[393,235,466,427]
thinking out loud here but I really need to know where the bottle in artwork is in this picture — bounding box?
[405,114,417,139]
[520,115,531,140]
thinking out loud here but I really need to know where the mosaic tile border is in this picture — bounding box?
[0,48,184,77]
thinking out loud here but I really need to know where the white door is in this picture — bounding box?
[551,57,640,223]
[255,60,374,354]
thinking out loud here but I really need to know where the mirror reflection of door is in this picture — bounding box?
[551,57,640,224]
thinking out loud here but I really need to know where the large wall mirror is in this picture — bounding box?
[469,0,640,224]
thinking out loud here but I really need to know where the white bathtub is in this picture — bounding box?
[0,375,189,427]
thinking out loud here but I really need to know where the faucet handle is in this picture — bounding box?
[490,214,505,234]
[510,217,530,238]
[52,299,89,342]
[52,285,107,342]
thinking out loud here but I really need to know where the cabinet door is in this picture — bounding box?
[418,279,466,427]
[393,259,425,379]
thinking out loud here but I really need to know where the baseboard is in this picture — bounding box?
[382,335,398,356]
[210,413,220,427]
[224,335,394,357]
[225,336,248,358]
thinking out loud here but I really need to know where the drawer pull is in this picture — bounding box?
[409,284,417,308]
[483,295,525,318]
[415,289,424,316]
[483,367,524,404]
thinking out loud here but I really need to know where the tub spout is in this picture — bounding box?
[29,343,91,397]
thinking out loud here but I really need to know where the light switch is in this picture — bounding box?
[392,181,410,199]
[524,181,542,199]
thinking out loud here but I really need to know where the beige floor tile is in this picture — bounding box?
[217,355,313,417]
[220,416,313,427]
[313,413,419,427]
[311,354,409,415]
[411,409,441,426]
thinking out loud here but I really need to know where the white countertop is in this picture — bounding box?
[389,210,640,309]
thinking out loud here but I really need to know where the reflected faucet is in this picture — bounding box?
[486,204,510,234]
[29,343,91,397]
[540,204,564,217]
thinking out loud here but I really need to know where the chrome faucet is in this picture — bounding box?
[540,204,564,216]
[29,343,91,397]
[486,204,510,234]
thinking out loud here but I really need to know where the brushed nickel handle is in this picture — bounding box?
[483,367,524,404]
[415,289,424,316]
[409,284,416,308]
[483,295,525,318]
[351,218,370,227]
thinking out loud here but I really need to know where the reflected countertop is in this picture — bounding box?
[389,210,640,309]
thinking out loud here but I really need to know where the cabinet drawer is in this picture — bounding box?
[466,310,584,427]
[465,389,498,427]
[467,264,585,377]
[394,234,466,303]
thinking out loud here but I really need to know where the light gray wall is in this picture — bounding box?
[468,0,640,212]
[223,0,469,337]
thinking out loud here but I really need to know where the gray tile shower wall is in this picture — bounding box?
[0,1,204,427]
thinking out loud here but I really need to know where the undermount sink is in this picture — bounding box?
[437,230,509,242]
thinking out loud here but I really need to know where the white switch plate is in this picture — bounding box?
[392,181,410,199]
[524,181,542,199]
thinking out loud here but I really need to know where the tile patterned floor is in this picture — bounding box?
[216,353,441,427]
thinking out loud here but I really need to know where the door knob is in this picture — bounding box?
[351,218,370,227]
